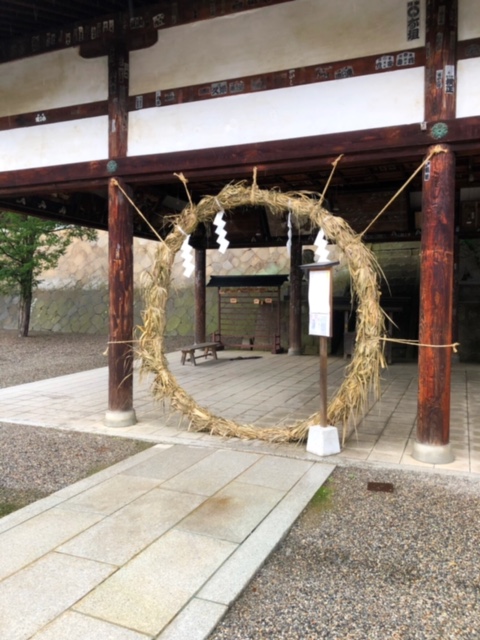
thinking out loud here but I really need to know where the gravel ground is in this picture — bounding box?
[210,466,480,640]
[0,330,188,515]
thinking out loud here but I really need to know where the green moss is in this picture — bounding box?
[308,480,333,512]
[0,502,22,517]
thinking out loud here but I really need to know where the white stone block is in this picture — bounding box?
[306,425,340,457]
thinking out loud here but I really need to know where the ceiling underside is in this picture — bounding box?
[1,1,135,40]
[2,152,480,248]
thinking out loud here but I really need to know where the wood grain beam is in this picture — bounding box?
[0,116,478,196]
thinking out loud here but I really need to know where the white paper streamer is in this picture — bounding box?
[213,201,230,254]
[178,227,194,278]
[313,228,330,263]
[286,210,293,256]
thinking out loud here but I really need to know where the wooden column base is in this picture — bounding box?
[104,409,137,428]
[412,441,454,464]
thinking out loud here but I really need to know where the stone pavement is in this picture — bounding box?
[1,350,479,474]
[0,350,479,639]
[0,443,333,639]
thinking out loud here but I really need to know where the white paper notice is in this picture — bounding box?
[308,270,332,337]
[309,313,331,336]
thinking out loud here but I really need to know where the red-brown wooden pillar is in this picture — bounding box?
[288,232,302,355]
[105,177,136,427]
[414,0,457,462]
[414,145,455,463]
[195,248,207,343]
[105,23,136,427]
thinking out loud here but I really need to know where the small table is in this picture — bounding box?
[180,342,218,366]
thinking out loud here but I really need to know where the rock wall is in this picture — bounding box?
[1,232,478,360]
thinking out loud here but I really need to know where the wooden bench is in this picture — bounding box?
[180,342,219,365]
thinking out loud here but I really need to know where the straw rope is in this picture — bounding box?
[135,179,387,444]
[360,146,446,237]
[379,337,460,353]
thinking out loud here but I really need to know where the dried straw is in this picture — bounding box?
[138,182,386,444]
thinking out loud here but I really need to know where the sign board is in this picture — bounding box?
[308,269,333,337]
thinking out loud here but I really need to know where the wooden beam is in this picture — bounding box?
[1,116,479,195]
[105,176,136,427]
[0,101,107,131]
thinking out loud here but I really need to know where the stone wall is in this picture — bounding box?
[1,232,478,360]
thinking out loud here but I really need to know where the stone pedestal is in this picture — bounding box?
[104,409,137,428]
[412,441,454,464]
[306,425,341,457]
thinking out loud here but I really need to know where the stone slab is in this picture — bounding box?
[0,445,166,535]
[58,487,206,566]
[31,611,150,640]
[236,456,313,491]
[74,528,237,636]
[198,462,335,606]
[0,508,103,581]
[123,444,213,482]
[157,598,227,640]
[177,481,284,543]
[63,474,161,515]
[0,552,116,640]
[161,449,260,496]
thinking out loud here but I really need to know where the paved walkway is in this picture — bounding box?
[0,351,479,639]
[1,350,479,473]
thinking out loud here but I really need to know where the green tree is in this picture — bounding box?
[0,212,97,337]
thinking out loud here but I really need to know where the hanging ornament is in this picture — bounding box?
[213,200,230,254]
[286,209,293,256]
[313,228,330,263]
[178,228,194,278]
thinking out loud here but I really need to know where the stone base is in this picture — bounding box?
[412,441,454,464]
[287,348,301,356]
[306,425,341,457]
[104,409,137,428]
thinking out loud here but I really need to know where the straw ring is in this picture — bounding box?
[139,182,386,444]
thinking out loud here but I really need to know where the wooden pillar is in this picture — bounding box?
[288,233,302,355]
[414,145,455,462]
[105,177,136,426]
[414,0,457,462]
[105,21,135,427]
[195,248,207,343]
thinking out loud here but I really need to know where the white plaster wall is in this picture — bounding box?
[129,67,424,155]
[0,116,108,171]
[130,0,426,94]
[458,0,480,40]
[0,49,108,118]
[457,58,480,118]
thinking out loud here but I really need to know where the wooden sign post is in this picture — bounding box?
[301,261,340,456]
